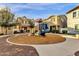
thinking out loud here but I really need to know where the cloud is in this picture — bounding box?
[0,3,6,8]
[7,3,46,10]
[0,3,78,19]
[0,3,68,13]
[7,3,66,11]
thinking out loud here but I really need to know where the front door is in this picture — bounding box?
[50,26,53,32]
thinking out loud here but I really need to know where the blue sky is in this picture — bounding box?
[0,3,79,19]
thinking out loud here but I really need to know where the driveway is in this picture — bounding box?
[0,36,39,56]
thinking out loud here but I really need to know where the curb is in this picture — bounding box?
[6,37,41,56]
[6,35,76,56]
[6,34,67,46]
[6,37,56,46]
[6,37,34,46]
[0,35,9,38]
[6,33,77,46]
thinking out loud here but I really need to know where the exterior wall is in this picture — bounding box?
[0,27,3,34]
[6,27,14,34]
[0,26,14,34]
[67,8,79,29]
[14,17,29,31]
[43,15,63,31]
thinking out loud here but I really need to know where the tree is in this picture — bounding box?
[0,7,16,34]
[28,19,35,35]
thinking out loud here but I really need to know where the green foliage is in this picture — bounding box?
[0,22,18,27]
[0,7,15,27]
[1,9,14,22]
[0,7,17,34]
[28,19,35,28]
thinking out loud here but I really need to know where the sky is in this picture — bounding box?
[0,3,79,19]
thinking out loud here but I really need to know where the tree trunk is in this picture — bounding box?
[30,28,33,34]
[5,27,8,35]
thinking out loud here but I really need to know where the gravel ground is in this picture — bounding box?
[0,36,39,56]
[8,34,65,44]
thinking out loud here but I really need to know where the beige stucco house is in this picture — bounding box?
[66,6,79,30]
[43,15,67,32]
[13,16,32,33]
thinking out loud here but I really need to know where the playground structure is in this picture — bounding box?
[34,19,49,36]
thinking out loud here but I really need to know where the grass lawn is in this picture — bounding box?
[8,34,66,45]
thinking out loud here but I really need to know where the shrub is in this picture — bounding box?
[0,33,4,35]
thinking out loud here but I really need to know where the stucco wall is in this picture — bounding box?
[67,9,79,29]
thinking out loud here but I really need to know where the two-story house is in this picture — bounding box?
[43,15,67,33]
[14,16,31,33]
[66,6,79,34]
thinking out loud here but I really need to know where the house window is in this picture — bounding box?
[50,19,52,21]
[52,18,55,21]
[53,19,55,22]
[78,11,79,17]
[73,12,76,18]
[75,24,79,31]
[52,26,56,30]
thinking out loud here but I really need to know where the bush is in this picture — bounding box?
[62,30,67,34]
[20,30,24,33]
[26,30,30,32]
[40,32,45,36]
[52,30,59,33]
[14,31,19,34]
[0,33,4,35]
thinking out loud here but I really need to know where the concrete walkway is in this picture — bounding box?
[5,33,79,56]
[31,38,79,56]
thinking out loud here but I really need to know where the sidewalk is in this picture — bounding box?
[0,33,28,38]
[7,33,79,56]
[0,35,9,38]
[7,37,79,56]
[58,34,76,39]
[46,33,77,39]
[31,37,79,56]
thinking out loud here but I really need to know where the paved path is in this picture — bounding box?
[31,38,79,56]
[0,36,39,56]
[5,33,79,56]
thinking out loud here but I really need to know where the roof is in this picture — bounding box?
[47,15,55,19]
[34,18,42,23]
[66,6,79,14]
